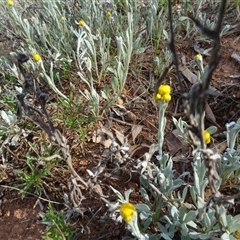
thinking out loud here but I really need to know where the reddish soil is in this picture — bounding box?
[0,191,45,240]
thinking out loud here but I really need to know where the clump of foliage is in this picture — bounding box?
[1,0,240,239]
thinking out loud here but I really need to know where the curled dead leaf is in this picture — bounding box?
[131,125,143,144]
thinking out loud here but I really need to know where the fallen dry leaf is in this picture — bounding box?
[165,132,184,156]
[180,62,221,130]
[131,124,143,144]
[92,129,102,143]
[129,144,150,158]
[179,65,197,84]
[231,52,240,64]
[103,138,112,148]
[114,129,127,146]
[212,140,227,153]
[205,103,221,129]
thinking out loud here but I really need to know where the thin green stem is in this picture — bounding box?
[158,101,167,158]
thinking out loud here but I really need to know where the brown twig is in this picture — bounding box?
[167,0,239,233]
[14,53,88,204]
[167,0,183,93]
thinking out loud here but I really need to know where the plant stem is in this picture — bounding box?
[158,101,167,158]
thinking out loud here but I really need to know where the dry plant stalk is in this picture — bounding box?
[15,54,88,205]
[167,0,240,228]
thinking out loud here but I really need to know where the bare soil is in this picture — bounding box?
[0,191,45,240]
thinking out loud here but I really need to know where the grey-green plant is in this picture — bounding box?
[0,109,20,163]
[55,83,96,141]
[145,0,171,77]
[0,0,73,101]
[109,2,240,237]
[0,0,170,118]
[217,119,240,187]
[1,0,240,239]
[40,203,76,240]
[74,0,138,115]
[110,103,240,240]
[15,144,62,200]
[15,155,51,199]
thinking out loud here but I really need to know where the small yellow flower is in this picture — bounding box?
[106,11,111,17]
[195,53,203,61]
[32,53,41,62]
[120,202,136,223]
[7,0,14,6]
[162,94,171,102]
[61,16,65,21]
[78,20,85,27]
[158,84,171,96]
[153,93,161,101]
[204,130,211,144]
[235,230,240,238]
[154,84,171,102]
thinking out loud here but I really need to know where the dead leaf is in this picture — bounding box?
[180,64,221,95]
[92,129,102,143]
[129,144,150,158]
[101,125,114,139]
[114,129,127,146]
[212,140,227,152]
[103,138,112,148]
[205,103,221,129]
[231,52,240,64]
[172,129,187,143]
[193,43,211,56]
[179,65,197,84]
[132,125,143,144]
[165,132,184,156]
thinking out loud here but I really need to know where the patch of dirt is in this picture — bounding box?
[0,191,45,240]
[69,141,142,239]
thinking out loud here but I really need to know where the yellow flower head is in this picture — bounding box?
[32,53,41,62]
[78,20,85,27]
[7,0,14,6]
[106,11,111,17]
[154,84,171,102]
[120,202,136,223]
[61,16,65,21]
[158,85,171,95]
[204,130,211,144]
[235,230,240,238]
[195,53,203,62]
[162,94,171,102]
